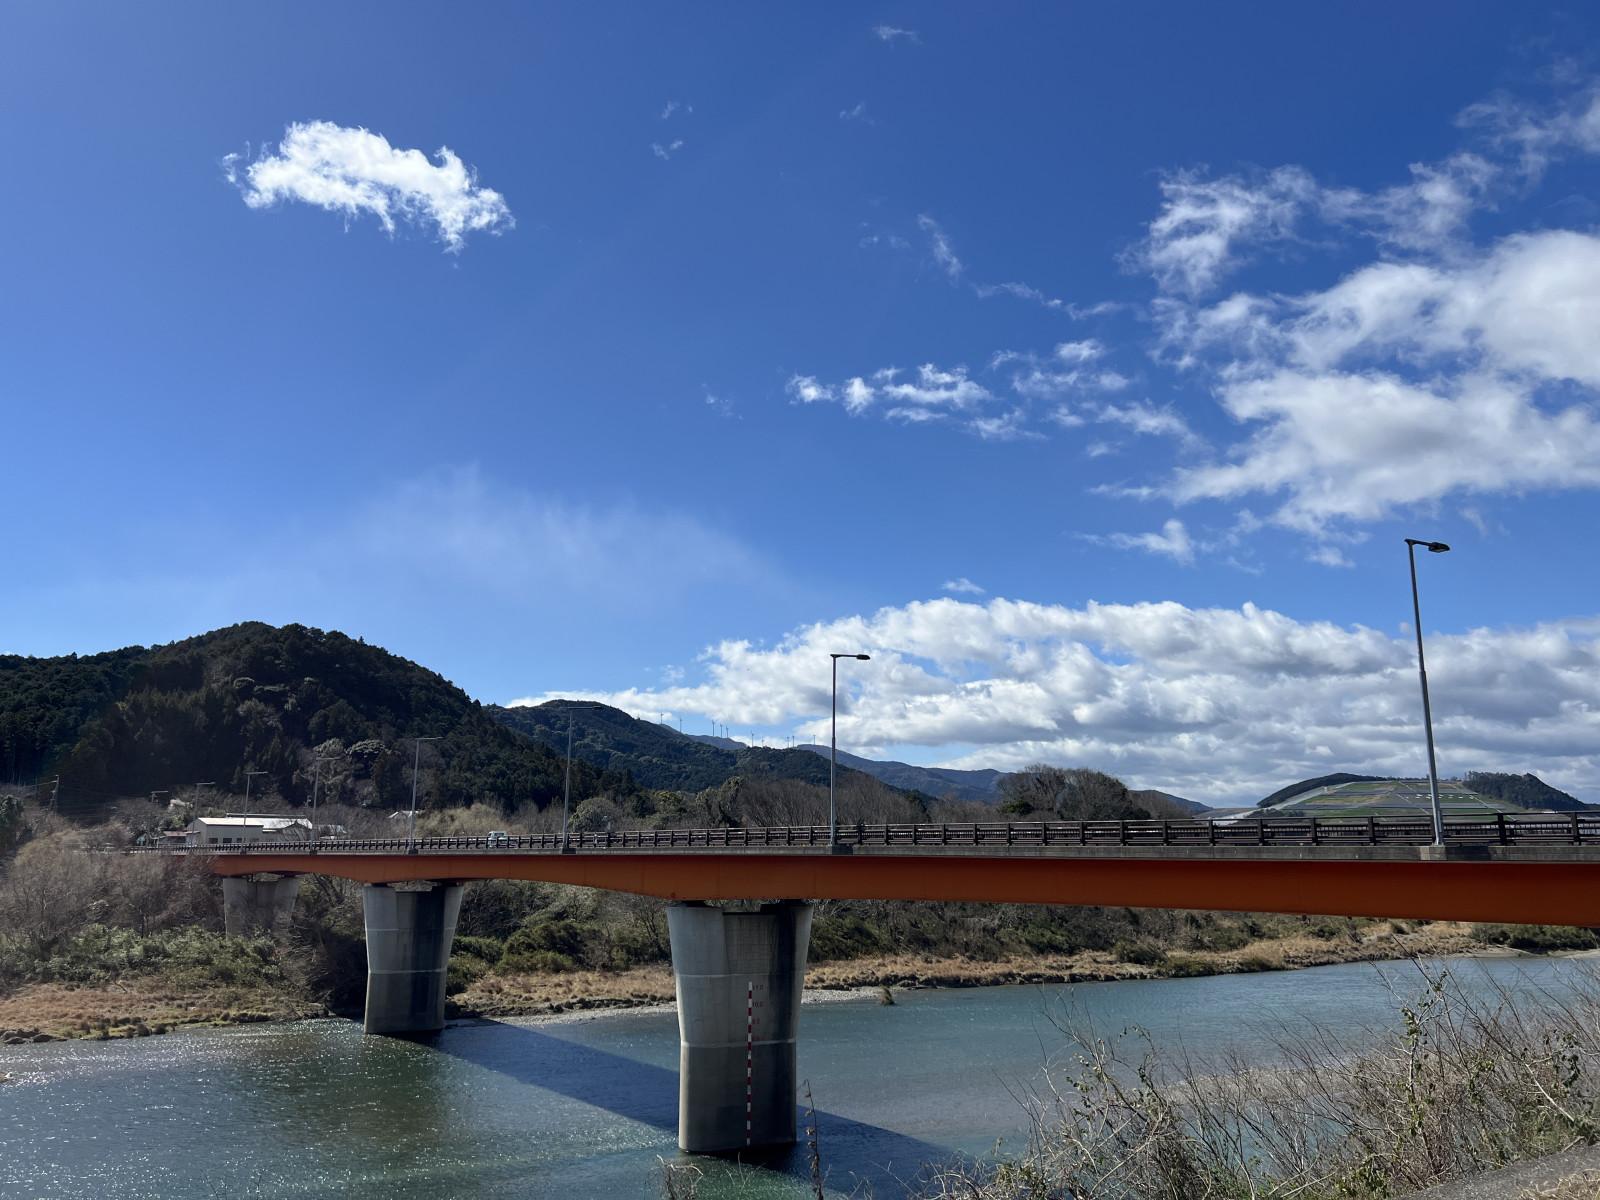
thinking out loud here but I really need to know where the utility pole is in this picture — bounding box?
[49,776,59,814]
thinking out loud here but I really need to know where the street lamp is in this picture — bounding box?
[559,702,611,853]
[243,769,267,808]
[829,652,871,847]
[406,737,441,850]
[309,758,331,849]
[1405,538,1451,846]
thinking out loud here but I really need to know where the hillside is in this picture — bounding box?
[1257,773,1388,808]
[1462,772,1585,812]
[489,702,872,795]
[0,623,605,818]
[795,744,1004,804]
[1130,789,1209,816]
[1256,771,1584,815]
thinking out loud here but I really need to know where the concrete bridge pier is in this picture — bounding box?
[362,881,463,1036]
[668,900,813,1153]
[221,873,302,936]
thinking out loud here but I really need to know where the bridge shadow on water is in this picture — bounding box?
[430,1019,977,1196]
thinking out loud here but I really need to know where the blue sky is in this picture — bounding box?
[7,4,1600,801]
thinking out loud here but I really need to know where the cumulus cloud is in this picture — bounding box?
[513,596,1600,804]
[223,121,512,250]
[1162,229,1600,530]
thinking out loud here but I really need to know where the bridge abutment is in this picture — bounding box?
[221,873,302,936]
[668,899,812,1153]
[362,881,463,1036]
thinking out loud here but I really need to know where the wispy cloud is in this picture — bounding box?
[660,100,692,120]
[223,120,512,251]
[917,214,963,280]
[840,102,871,123]
[872,24,920,44]
[651,139,686,160]
[941,577,986,595]
[1088,518,1196,565]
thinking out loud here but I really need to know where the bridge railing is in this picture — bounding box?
[128,811,1600,855]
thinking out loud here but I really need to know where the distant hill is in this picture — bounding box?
[1252,771,1584,819]
[0,623,602,818]
[1130,789,1210,816]
[1462,772,1585,813]
[794,745,1004,804]
[490,703,873,795]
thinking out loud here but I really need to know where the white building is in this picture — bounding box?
[188,815,312,848]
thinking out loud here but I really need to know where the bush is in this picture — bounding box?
[1472,923,1600,952]
[1112,938,1166,967]
[499,918,588,973]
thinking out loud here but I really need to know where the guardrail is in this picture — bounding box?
[129,812,1600,855]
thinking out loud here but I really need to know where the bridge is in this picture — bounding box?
[139,814,1600,1155]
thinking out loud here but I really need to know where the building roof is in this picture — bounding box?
[190,816,311,829]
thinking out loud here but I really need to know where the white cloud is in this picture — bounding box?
[1093,518,1196,565]
[527,596,1600,804]
[1138,167,1316,295]
[917,214,963,280]
[660,100,692,120]
[1162,229,1600,530]
[1459,84,1600,176]
[1094,401,1201,449]
[651,139,686,160]
[224,120,512,251]
[873,24,920,44]
[968,408,1040,442]
[840,102,870,123]
[1309,545,1354,569]
[941,577,986,595]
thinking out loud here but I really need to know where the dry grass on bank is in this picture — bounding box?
[456,964,677,1017]
[0,980,324,1041]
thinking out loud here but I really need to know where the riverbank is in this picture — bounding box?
[451,919,1513,1021]
[0,920,1548,1040]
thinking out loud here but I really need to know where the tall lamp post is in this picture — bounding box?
[829,652,871,847]
[559,702,611,853]
[242,769,267,808]
[309,758,331,849]
[406,737,441,851]
[1405,538,1451,846]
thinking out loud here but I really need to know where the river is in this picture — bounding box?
[1,955,1590,1199]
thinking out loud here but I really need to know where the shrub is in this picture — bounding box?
[499,918,587,973]
[1112,939,1166,967]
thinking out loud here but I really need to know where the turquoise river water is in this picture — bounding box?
[0,955,1589,1199]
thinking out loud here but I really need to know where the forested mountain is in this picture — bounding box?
[793,744,1005,804]
[0,624,607,819]
[1462,772,1585,812]
[488,702,871,795]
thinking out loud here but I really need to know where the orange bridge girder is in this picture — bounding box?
[196,846,1600,928]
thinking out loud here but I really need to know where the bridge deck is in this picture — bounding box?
[138,817,1600,926]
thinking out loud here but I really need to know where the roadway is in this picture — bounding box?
[138,815,1600,927]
